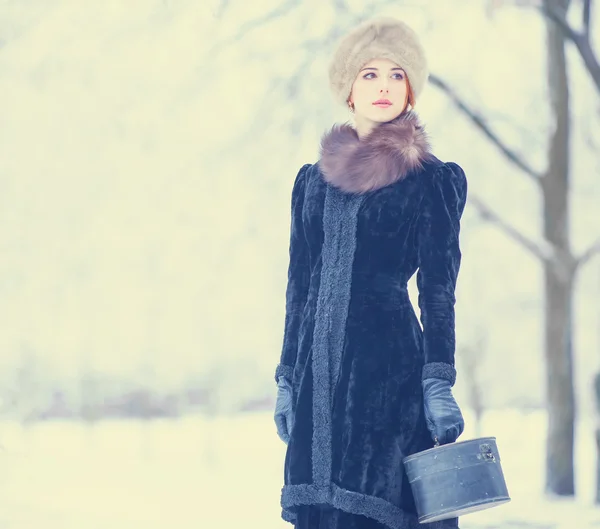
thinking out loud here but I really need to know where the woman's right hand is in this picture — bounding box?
[422,377,464,445]
[274,376,295,444]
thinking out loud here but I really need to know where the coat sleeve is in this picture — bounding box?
[416,162,468,387]
[275,163,312,383]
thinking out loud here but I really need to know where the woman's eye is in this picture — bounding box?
[363,72,404,80]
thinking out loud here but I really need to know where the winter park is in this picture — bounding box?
[1,1,600,528]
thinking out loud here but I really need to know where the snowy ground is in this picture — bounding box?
[0,409,598,529]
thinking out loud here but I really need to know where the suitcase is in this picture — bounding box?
[403,437,511,523]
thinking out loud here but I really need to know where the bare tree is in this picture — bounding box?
[541,0,600,92]
[537,0,600,501]
[541,0,576,497]
[431,0,600,496]
[486,0,599,91]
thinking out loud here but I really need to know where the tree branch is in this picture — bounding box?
[468,194,555,262]
[542,2,578,40]
[583,0,592,37]
[429,74,544,183]
[576,236,600,268]
[212,0,231,19]
[205,0,302,55]
[540,1,600,93]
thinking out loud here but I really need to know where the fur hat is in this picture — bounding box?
[328,17,429,108]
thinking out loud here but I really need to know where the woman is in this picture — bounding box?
[274,17,467,529]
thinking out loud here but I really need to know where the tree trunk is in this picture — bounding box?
[544,266,575,495]
[543,0,576,497]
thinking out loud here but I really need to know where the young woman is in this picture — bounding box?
[274,17,468,529]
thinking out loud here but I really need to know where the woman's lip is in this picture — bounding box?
[373,102,392,106]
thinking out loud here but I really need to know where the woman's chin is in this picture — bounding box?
[360,107,402,123]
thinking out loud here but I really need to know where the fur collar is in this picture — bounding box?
[318,110,434,194]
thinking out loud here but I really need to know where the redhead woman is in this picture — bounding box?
[273,17,468,529]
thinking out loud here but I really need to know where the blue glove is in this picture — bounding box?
[274,376,294,444]
[422,377,464,445]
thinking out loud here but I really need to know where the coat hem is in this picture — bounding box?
[281,482,453,529]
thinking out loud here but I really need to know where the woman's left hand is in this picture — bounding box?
[274,376,295,444]
[422,378,464,445]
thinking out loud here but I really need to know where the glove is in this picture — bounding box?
[274,376,294,444]
[422,377,464,445]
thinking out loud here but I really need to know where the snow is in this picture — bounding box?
[0,409,598,528]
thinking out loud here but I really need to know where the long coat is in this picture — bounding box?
[275,111,468,529]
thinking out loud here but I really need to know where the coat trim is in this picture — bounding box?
[422,361,457,385]
[311,186,364,487]
[328,190,360,392]
[275,363,294,382]
[281,482,452,529]
[318,111,435,194]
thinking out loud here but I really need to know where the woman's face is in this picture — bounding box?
[348,58,408,123]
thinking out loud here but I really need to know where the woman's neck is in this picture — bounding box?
[353,115,377,139]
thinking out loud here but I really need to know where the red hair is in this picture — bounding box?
[403,77,416,111]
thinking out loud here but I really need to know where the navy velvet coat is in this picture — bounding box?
[275,112,468,529]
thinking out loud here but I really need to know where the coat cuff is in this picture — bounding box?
[422,362,456,386]
[275,363,294,383]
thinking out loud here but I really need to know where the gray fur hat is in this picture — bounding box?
[328,17,429,107]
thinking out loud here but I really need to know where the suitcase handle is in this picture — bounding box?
[432,438,497,462]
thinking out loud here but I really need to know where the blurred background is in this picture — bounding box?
[0,0,599,527]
